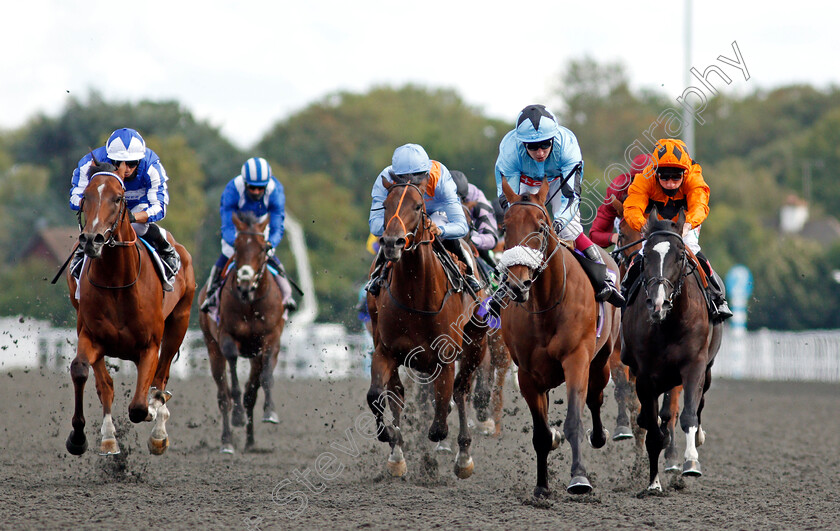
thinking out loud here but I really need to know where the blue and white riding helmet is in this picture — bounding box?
[391,144,432,176]
[241,157,273,187]
[514,104,560,143]
[106,128,146,161]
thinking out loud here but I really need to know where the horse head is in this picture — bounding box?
[380,174,430,262]
[232,211,271,302]
[498,177,554,303]
[77,158,129,259]
[641,207,688,322]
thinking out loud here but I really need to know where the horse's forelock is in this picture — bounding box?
[235,210,260,227]
[644,217,678,237]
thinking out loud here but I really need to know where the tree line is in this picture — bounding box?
[1,59,838,330]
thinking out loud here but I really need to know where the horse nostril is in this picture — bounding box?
[78,234,87,245]
[396,238,406,248]
[93,234,105,245]
[646,299,654,311]
[522,279,532,290]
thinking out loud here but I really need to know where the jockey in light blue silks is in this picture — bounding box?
[69,127,181,291]
[365,143,481,295]
[495,104,624,307]
[199,157,297,313]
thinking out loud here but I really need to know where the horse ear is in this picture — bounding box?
[676,208,686,228]
[232,212,246,231]
[536,178,550,205]
[382,175,393,190]
[257,216,270,233]
[644,206,659,234]
[609,195,624,217]
[501,177,517,205]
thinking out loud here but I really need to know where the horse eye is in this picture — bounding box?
[415,204,422,211]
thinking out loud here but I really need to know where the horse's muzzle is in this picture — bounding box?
[381,236,405,262]
[78,233,105,258]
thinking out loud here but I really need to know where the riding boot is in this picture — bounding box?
[69,246,85,280]
[200,265,223,313]
[696,252,733,322]
[583,245,625,307]
[446,238,482,292]
[365,250,386,296]
[143,223,180,292]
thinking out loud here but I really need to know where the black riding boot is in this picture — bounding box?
[443,238,482,292]
[69,246,85,279]
[143,223,180,292]
[583,245,625,307]
[365,250,386,296]
[200,265,223,313]
[696,252,733,322]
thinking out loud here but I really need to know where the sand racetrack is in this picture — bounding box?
[0,366,838,530]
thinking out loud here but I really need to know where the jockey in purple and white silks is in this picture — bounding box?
[199,157,297,314]
[365,143,481,295]
[494,104,624,307]
[69,127,181,290]
[449,170,500,252]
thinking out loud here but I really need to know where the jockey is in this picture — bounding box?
[69,127,180,291]
[366,143,481,295]
[495,104,624,307]
[199,157,297,313]
[622,138,733,322]
[588,153,652,247]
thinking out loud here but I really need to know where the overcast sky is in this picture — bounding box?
[1,0,837,149]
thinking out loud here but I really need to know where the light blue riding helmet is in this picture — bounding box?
[514,104,561,143]
[391,144,432,175]
[106,128,146,161]
[241,157,273,187]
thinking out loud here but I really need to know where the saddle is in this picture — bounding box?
[138,238,176,289]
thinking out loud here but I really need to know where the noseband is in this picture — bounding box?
[642,230,689,305]
[498,201,553,274]
[384,182,433,251]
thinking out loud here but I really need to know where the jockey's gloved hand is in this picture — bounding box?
[266,246,275,257]
[128,211,136,223]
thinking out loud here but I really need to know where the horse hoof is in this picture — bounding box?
[664,460,682,473]
[454,452,474,479]
[65,432,88,456]
[533,486,551,498]
[262,412,280,424]
[682,459,702,477]
[567,476,592,495]
[648,477,663,492]
[220,443,235,454]
[476,419,495,436]
[148,437,169,455]
[98,439,120,456]
[550,428,563,450]
[435,441,452,453]
[587,428,609,449]
[387,458,407,477]
[612,425,634,441]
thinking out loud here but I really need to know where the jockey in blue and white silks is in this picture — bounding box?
[365,143,481,295]
[69,127,180,290]
[200,157,297,314]
[494,105,624,307]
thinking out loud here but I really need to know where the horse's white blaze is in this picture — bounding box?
[91,183,107,229]
[100,413,116,441]
[652,241,670,271]
[684,425,699,461]
[237,265,256,283]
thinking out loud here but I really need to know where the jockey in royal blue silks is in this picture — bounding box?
[199,157,297,313]
[365,143,481,296]
[495,104,624,307]
[69,127,181,291]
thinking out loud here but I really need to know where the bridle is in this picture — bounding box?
[384,182,435,251]
[641,229,690,307]
[233,230,271,298]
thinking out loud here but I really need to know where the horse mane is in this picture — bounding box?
[235,210,260,226]
[644,217,678,235]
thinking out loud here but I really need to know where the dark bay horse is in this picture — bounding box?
[620,209,722,491]
[198,211,286,453]
[66,164,195,456]
[613,196,684,470]
[498,178,620,496]
[367,176,487,479]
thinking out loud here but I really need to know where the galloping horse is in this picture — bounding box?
[471,330,512,437]
[198,211,286,453]
[367,176,487,479]
[498,178,620,496]
[620,209,722,491]
[66,162,195,456]
[612,196,683,468]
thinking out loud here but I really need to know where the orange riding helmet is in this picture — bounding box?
[652,139,692,172]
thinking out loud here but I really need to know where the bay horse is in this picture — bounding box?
[198,211,286,453]
[367,175,487,479]
[66,162,195,456]
[612,196,684,470]
[498,178,620,496]
[620,209,722,491]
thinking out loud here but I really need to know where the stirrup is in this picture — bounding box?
[200,292,217,313]
[465,274,482,293]
[365,275,382,296]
